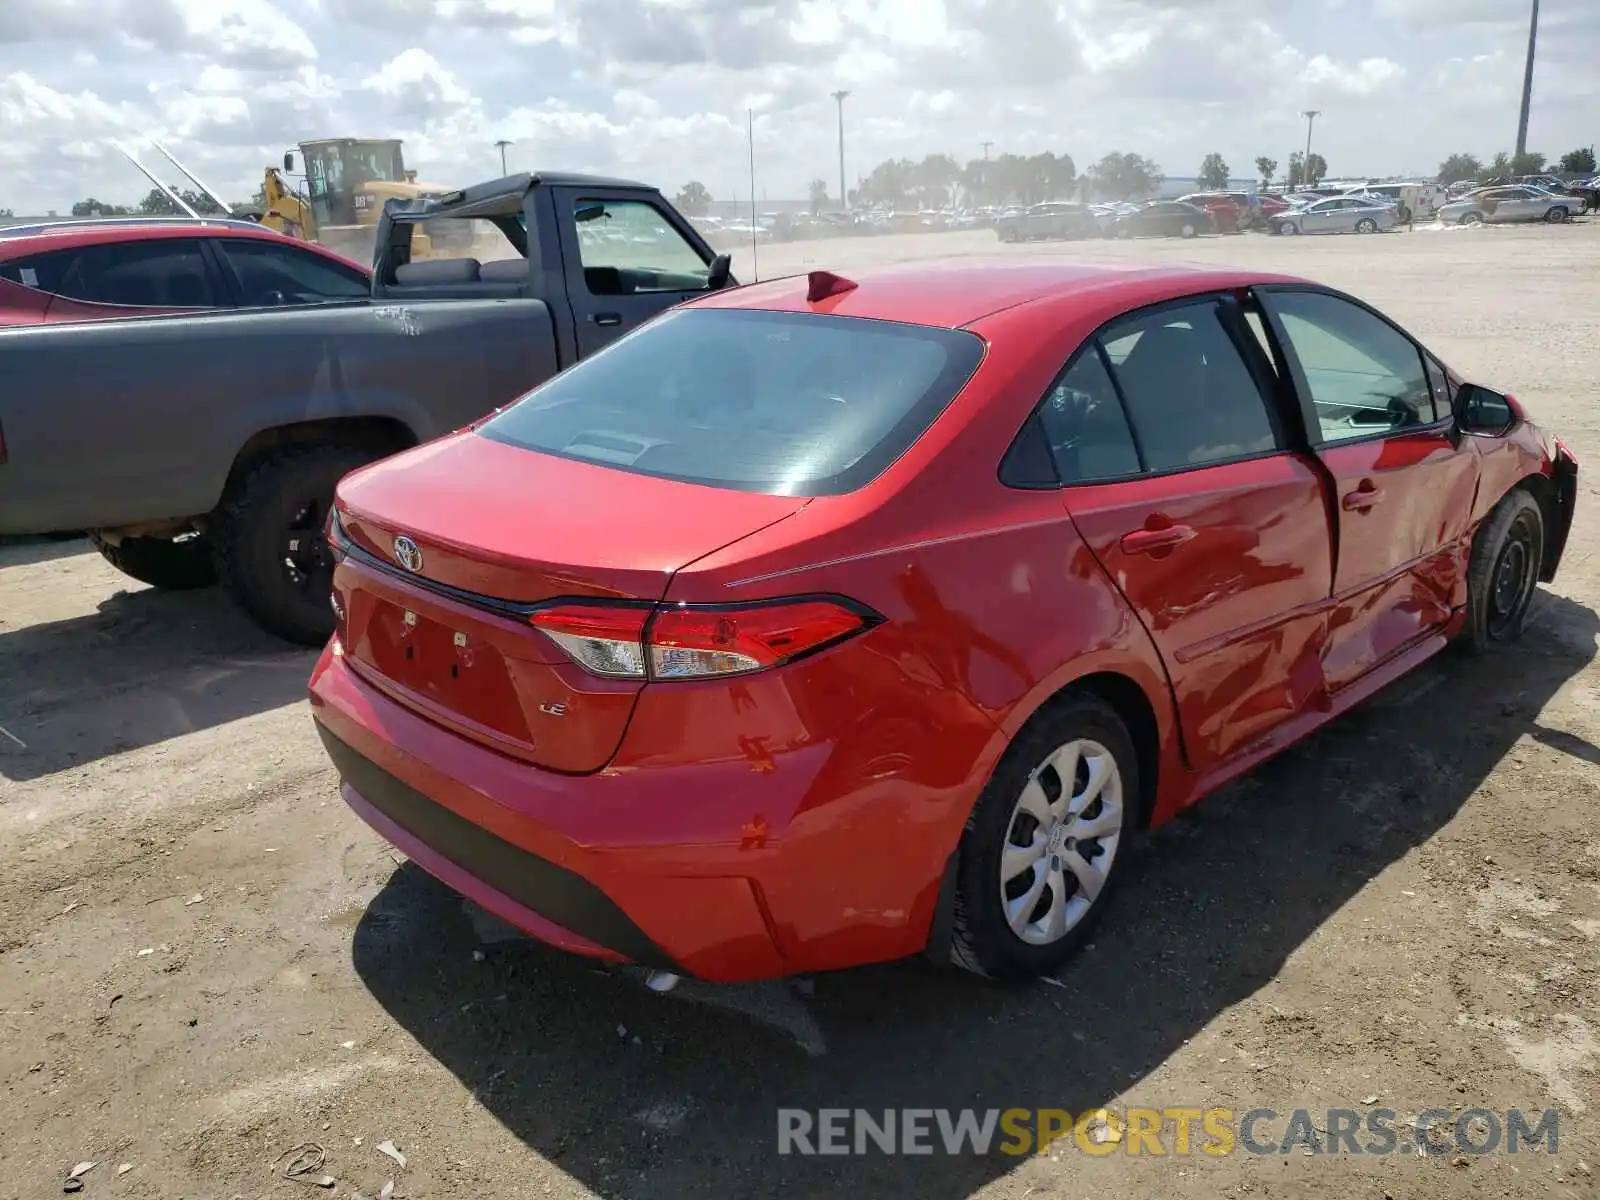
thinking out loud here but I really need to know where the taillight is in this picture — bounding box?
[528,598,873,681]
[529,605,649,679]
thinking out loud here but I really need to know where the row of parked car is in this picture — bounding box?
[991,190,1386,242]
[991,175,1593,243]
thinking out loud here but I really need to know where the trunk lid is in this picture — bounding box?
[332,432,809,771]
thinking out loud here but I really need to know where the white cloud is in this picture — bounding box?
[1,0,1597,214]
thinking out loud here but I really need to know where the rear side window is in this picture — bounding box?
[478,308,985,496]
[29,241,218,307]
[1038,350,1141,483]
[1100,301,1278,471]
[0,248,79,293]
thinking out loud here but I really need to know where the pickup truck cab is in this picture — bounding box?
[0,171,735,644]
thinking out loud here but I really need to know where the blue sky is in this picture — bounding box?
[1,0,1596,212]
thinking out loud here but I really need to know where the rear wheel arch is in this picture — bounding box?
[221,416,419,498]
[1004,669,1164,829]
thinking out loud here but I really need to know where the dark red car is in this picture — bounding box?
[309,261,1577,983]
[0,219,369,325]
[1177,193,1251,232]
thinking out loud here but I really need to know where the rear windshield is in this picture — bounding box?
[477,307,985,496]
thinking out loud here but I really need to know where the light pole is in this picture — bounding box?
[831,90,850,212]
[494,139,513,175]
[1515,0,1539,162]
[1301,110,1321,185]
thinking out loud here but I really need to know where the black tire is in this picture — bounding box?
[1180,222,1198,238]
[1460,488,1544,655]
[1460,212,1484,226]
[1545,206,1568,223]
[951,693,1139,980]
[91,532,217,590]
[1276,220,1298,236]
[1355,218,1378,234]
[216,444,378,645]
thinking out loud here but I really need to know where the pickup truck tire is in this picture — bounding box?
[216,444,377,646]
[91,532,217,590]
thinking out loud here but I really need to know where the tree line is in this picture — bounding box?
[1436,146,1594,184]
[46,185,266,219]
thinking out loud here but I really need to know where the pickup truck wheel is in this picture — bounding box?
[217,445,377,645]
[91,532,217,590]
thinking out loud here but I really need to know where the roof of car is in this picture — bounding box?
[694,260,1307,330]
[0,221,369,271]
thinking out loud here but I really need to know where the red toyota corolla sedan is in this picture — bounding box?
[308,260,1578,983]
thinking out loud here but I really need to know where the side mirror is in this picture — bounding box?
[574,203,608,224]
[706,253,733,290]
[1457,383,1518,436]
[283,151,295,173]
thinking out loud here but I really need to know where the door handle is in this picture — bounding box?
[590,312,622,327]
[1120,524,1196,555]
[1342,480,1384,511]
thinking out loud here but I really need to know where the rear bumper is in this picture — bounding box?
[309,643,799,980]
[304,633,972,979]
[317,722,676,968]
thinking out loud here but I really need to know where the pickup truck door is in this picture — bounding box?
[1254,286,1478,692]
[552,188,719,357]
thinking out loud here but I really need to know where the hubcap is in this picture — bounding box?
[999,739,1124,946]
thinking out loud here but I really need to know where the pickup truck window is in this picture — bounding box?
[478,307,985,496]
[216,239,369,306]
[2,240,218,307]
[572,199,711,296]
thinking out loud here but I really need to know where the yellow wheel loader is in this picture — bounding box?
[279,139,473,263]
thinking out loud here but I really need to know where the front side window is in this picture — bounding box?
[1265,290,1437,442]
[572,199,709,295]
[219,240,369,306]
[479,308,984,496]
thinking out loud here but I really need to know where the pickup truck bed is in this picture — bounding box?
[0,171,732,644]
[0,300,553,534]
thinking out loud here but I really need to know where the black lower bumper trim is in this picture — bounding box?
[316,722,678,971]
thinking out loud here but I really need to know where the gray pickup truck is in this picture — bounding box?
[0,171,735,644]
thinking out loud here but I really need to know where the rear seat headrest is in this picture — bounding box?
[393,257,481,284]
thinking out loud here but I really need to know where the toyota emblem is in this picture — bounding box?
[392,535,423,573]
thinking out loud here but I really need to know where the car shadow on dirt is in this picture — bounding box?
[0,583,314,782]
[349,591,1598,1199]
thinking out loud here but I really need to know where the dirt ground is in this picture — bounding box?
[3,221,1599,1200]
